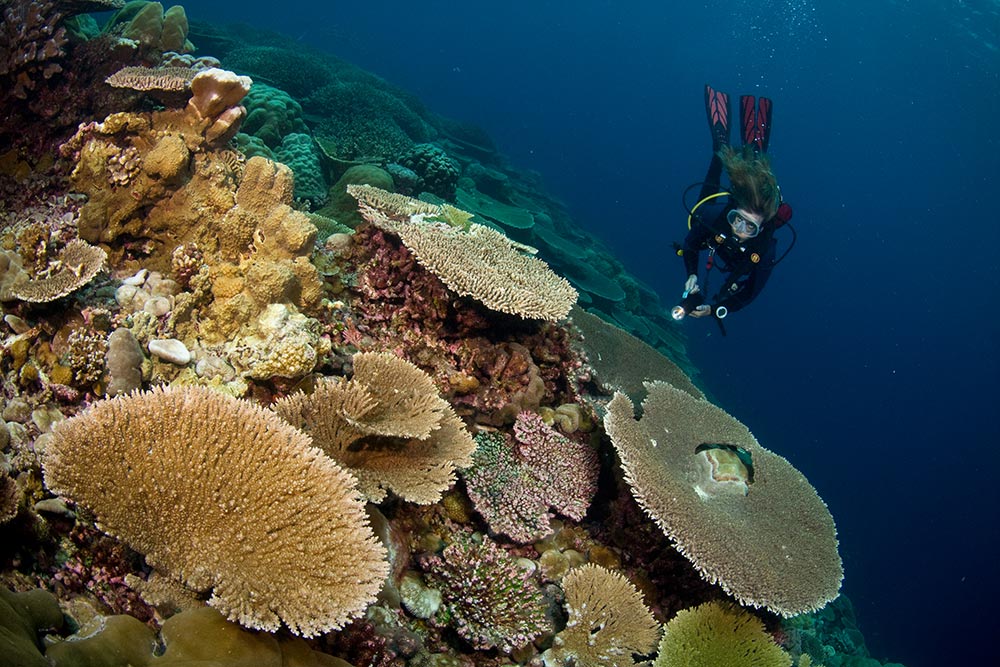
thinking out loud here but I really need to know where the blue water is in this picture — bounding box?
[183,2,999,664]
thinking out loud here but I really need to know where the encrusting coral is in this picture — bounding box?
[44,605,355,666]
[546,563,661,667]
[273,351,476,504]
[603,382,843,617]
[42,385,389,637]
[348,184,577,321]
[653,601,791,667]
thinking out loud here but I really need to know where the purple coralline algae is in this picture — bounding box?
[463,412,598,543]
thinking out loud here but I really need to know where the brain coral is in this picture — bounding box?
[603,382,843,617]
[42,385,388,637]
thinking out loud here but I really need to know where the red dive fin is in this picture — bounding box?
[756,96,773,153]
[740,95,773,153]
[740,95,757,149]
[704,84,730,151]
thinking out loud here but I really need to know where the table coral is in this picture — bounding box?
[43,385,389,637]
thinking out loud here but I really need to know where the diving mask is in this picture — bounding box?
[727,208,763,238]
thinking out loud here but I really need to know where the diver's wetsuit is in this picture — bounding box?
[682,158,777,315]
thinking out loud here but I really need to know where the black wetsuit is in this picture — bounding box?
[682,155,777,316]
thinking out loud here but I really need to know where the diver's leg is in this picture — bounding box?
[698,154,724,200]
[700,84,730,199]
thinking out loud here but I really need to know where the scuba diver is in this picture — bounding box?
[672,84,795,334]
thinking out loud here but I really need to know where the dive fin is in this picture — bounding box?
[704,84,730,151]
[756,96,773,152]
[740,95,773,153]
[740,95,757,150]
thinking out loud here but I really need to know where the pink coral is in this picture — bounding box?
[462,412,599,543]
[512,411,598,521]
[463,431,551,542]
[49,523,155,622]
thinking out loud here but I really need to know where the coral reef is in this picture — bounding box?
[0,12,898,667]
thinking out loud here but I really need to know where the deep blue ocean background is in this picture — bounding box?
[181,2,999,665]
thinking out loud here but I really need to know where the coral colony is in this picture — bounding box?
[0,2,897,666]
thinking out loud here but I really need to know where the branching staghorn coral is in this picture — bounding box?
[547,563,661,667]
[42,385,389,637]
[603,382,843,617]
[273,351,476,504]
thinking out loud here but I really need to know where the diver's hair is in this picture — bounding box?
[719,146,780,220]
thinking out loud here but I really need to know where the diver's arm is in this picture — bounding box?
[713,260,774,315]
[681,224,711,277]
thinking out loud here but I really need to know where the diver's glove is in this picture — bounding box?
[683,274,699,296]
[672,291,705,320]
[688,304,713,318]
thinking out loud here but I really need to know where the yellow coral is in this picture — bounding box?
[653,601,790,667]
[549,564,660,667]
